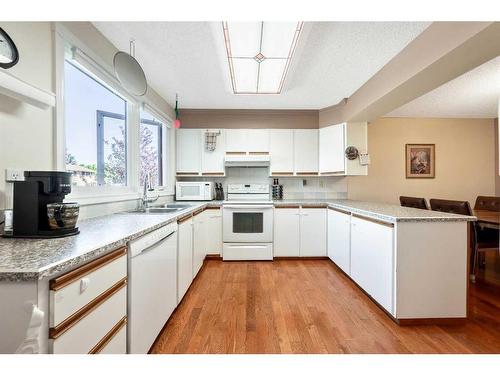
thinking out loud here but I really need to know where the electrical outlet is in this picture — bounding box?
[5,169,25,182]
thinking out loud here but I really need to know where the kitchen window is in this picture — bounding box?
[64,60,128,187]
[140,109,164,186]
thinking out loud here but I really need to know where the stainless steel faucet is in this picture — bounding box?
[140,172,159,210]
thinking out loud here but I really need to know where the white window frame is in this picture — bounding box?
[139,105,172,191]
[53,23,174,205]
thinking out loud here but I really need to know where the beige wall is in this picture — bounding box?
[347,117,496,206]
[59,22,175,119]
[179,109,318,129]
[0,22,175,215]
[0,22,54,209]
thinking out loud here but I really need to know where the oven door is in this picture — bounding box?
[223,205,273,243]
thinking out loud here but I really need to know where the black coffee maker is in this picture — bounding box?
[8,171,79,238]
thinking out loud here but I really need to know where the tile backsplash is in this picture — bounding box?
[178,167,348,200]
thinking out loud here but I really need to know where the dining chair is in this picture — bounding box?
[399,196,429,210]
[473,196,500,268]
[430,198,498,281]
[474,196,500,212]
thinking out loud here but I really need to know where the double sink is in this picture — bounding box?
[127,203,193,215]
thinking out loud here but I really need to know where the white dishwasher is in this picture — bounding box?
[128,222,178,354]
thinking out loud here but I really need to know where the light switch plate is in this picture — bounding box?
[359,154,371,166]
[5,169,25,182]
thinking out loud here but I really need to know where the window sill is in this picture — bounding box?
[66,188,174,206]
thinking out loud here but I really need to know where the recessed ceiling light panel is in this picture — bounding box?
[222,21,303,94]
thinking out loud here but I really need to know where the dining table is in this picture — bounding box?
[473,209,500,229]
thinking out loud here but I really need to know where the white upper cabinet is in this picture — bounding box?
[201,129,225,175]
[293,129,319,174]
[247,129,270,153]
[319,122,368,176]
[269,129,294,175]
[319,124,345,174]
[345,122,368,176]
[225,129,248,153]
[225,129,269,153]
[176,129,201,175]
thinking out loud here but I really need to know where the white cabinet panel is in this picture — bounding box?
[350,216,394,314]
[294,129,319,174]
[225,129,248,153]
[299,208,327,256]
[225,129,269,153]
[247,129,269,153]
[345,122,368,176]
[177,218,193,303]
[201,129,225,175]
[202,209,222,255]
[176,129,201,174]
[327,209,351,274]
[274,208,300,257]
[51,287,126,354]
[319,124,345,174]
[193,213,206,278]
[98,324,127,354]
[270,129,294,174]
[50,253,126,327]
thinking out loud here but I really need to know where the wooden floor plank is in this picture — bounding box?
[151,259,500,354]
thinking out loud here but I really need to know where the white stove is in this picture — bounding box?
[222,184,273,261]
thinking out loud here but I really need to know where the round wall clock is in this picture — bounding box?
[345,146,359,160]
[0,27,19,69]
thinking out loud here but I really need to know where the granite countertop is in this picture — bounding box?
[0,202,209,282]
[326,200,476,223]
[0,199,475,282]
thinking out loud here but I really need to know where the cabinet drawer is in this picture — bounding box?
[91,318,127,354]
[49,248,127,326]
[51,284,127,354]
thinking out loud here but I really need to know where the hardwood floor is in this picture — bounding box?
[476,251,500,288]
[151,259,500,354]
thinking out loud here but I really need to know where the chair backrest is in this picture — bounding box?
[399,196,429,210]
[429,199,473,216]
[474,196,500,212]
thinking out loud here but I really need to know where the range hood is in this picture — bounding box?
[224,154,270,168]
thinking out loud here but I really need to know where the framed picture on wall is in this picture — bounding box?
[405,144,435,178]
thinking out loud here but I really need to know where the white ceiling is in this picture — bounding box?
[93,21,430,109]
[387,56,500,118]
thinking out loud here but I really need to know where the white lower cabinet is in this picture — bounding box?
[299,208,327,256]
[49,248,128,354]
[273,207,326,257]
[192,211,206,278]
[98,323,127,354]
[177,217,193,304]
[327,208,351,274]
[350,215,394,314]
[202,208,222,255]
[273,208,301,257]
[52,286,127,354]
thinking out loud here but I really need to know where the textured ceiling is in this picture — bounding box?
[93,21,430,109]
[387,56,500,118]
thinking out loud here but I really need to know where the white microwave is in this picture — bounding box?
[176,181,214,201]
